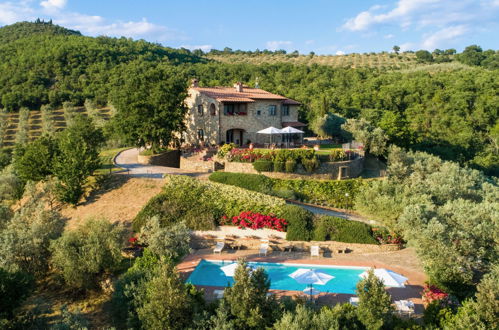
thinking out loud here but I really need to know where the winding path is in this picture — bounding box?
[114,148,207,179]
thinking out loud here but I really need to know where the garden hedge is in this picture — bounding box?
[209,172,366,209]
[312,216,378,244]
[280,204,314,241]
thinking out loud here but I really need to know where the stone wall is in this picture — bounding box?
[180,157,217,173]
[224,157,364,180]
[191,226,399,254]
[137,150,180,167]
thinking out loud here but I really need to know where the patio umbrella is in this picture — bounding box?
[256,126,283,145]
[289,268,334,300]
[220,263,254,277]
[280,126,304,147]
[359,268,408,288]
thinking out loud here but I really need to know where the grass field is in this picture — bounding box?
[94,147,129,175]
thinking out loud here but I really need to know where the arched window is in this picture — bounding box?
[197,129,204,141]
[210,103,216,116]
[197,104,203,116]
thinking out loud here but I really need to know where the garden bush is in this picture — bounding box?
[209,172,365,209]
[209,172,272,193]
[285,160,296,173]
[253,160,273,172]
[301,157,320,173]
[312,216,378,244]
[280,205,314,241]
[133,176,286,232]
[273,161,285,172]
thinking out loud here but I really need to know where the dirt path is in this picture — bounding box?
[114,148,208,179]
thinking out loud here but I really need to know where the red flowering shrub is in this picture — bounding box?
[373,228,404,246]
[227,148,274,163]
[221,211,287,231]
[422,284,449,305]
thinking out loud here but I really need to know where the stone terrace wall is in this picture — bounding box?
[137,150,180,167]
[191,226,399,254]
[224,157,364,180]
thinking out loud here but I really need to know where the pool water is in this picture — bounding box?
[187,259,367,294]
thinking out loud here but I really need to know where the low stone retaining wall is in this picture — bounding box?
[180,157,217,173]
[224,157,364,180]
[137,150,180,167]
[191,226,399,254]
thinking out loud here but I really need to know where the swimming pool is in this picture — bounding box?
[187,259,368,294]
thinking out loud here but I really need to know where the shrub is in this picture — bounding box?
[280,205,314,241]
[301,157,320,173]
[253,160,273,172]
[0,268,34,319]
[329,149,347,161]
[271,188,296,199]
[222,211,287,231]
[50,218,125,289]
[285,160,296,173]
[217,143,236,158]
[209,172,272,193]
[273,161,285,172]
[312,216,377,244]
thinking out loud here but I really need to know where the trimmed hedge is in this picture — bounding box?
[312,216,378,244]
[280,204,314,241]
[253,160,273,172]
[209,172,365,209]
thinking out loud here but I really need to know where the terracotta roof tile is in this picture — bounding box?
[193,86,300,105]
[282,121,307,127]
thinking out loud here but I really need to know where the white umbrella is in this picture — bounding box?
[220,263,254,277]
[289,268,334,285]
[280,126,304,147]
[256,126,283,145]
[289,268,334,300]
[359,269,408,288]
[303,287,321,295]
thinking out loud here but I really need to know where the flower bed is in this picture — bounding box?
[221,211,287,232]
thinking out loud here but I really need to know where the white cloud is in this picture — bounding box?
[421,25,468,50]
[0,1,34,25]
[342,0,498,31]
[0,1,185,42]
[180,44,212,52]
[399,42,414,52]
[335,50,345,55]
[40,0,67,10]
[266,40,292,51]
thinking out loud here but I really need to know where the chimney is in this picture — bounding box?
[234,82,243,92]
[191,78,199,87]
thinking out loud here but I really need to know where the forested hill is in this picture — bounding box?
[0,21,497,176]
[0,21,205,110]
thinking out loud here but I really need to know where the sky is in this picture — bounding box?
[0,0,498,54]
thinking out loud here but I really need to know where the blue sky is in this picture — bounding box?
[1,0,498,54]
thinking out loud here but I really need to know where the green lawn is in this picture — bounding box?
[94,147,129,175]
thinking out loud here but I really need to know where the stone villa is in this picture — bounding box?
[183,80,305,146]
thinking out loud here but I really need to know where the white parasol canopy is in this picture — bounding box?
[220,263,254,277]
[257,126,283,134]
[359,269,408,288]
[303,287,321,295]
[280,126,304,134]
[289,268,334,285]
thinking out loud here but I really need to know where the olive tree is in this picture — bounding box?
[342,118,388,155]
[139,216,190,261]
[50,218,124,289]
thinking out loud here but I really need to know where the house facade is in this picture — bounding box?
[183,80,305,146]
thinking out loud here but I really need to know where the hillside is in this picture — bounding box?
[207,52,423,69]
[0,21,205,111]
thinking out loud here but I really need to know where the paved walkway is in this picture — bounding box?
[114,148,208,179]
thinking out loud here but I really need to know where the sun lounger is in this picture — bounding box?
[349,297,359,306]
[214,289,224,299]
[213,242,225,254]
[395,300,415,316]
[310,245,320,258]
[259,243,269,256]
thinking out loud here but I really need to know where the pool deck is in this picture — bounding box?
[178,247,427,316]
